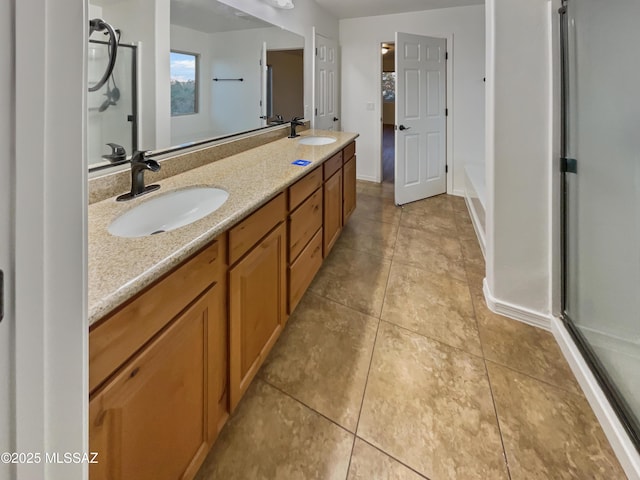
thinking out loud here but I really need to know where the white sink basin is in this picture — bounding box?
[109,187,229,238]
[298,136,337,146]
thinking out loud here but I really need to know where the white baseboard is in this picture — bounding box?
[356,174,379,183]
[451,188,465,197]
[482,281,640,478]
[465,195,486,258]
[483,280,552,330]
[551,317,640,480]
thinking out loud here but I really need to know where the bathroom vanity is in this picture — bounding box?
[87,130,357,479]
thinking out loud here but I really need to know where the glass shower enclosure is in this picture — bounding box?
[560,0,640,450]
[87,38,137,170]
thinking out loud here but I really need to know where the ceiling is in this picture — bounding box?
[170,0,273,34]
[313,0,484,20]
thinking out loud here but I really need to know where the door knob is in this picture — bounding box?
[398,125,411,131]
[333,117,339,122]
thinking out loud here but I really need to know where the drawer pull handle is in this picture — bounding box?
[130,367,140,379]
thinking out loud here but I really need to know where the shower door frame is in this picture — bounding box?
[88,39,138,173]
[558,0,640,452]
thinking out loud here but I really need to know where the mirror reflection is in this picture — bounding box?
[88,0,304,171]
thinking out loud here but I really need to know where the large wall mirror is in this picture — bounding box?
[87,0,304,171]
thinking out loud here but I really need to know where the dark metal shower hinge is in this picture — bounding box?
[560,157,578,174]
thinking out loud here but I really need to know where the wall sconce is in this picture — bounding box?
[263,0,294,9]
[381,47,389,55]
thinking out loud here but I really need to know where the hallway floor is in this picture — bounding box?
[195,182,626,480]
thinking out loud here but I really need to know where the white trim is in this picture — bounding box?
[483,279,552,330]
[483,0,496,294]
[552,317,640,480]
[376,33,454,193]
[451,188,465,197]
[445,34,454,196]
[15,1,87,478]
[311,26,317,129]
[465,194,486,258]
[356,174,379,183]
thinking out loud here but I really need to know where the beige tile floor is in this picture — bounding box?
[196,182,627,480]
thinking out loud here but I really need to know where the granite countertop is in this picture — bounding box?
[88,129,359,326]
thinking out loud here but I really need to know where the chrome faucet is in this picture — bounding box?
[116,150,161,201]
[288,116,305,138]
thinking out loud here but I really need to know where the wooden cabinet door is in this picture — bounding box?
[229,223,286,411]
[207,278,229,444]
[323,169,343,257]
[89,286,221,480]
[343,156,356,224]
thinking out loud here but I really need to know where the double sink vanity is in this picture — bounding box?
[87,129,358,479]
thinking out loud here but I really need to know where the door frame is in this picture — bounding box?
[377,33,453,194]
[557,0,640,458]
[14,1,87,478]
[311,27,340,131]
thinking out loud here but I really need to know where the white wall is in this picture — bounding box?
[339,5,485,191]
[208,27,304,137]
[217,0,339,121]
[170,24,214,145]
[105,0,171,150]
[485,0,552,317]
[0,1,15,478]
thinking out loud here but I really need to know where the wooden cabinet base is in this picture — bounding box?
[229,223,287,411]
[89,285,225,480]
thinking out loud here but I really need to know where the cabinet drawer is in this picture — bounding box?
[323,151,343,180]
[289,167,322,211]
[343,142,356,163]
[289,228,323,313]
[229,193,286,265]
[89,237,225,394]
[289,188,322,262]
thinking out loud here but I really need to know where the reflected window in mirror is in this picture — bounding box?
[171,51,199,116]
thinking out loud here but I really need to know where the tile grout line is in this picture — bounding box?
[378,318,487,361]
[344,314,382,479]
[463,252,513,480]
[304,287,383,323]
[344,205,407,476]
[257,376,356,437]
[484,356,589,399]
[355,437,433,480]
[343,214,400,478]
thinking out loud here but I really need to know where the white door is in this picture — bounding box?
[314,33,339,131]
[394,33,447,205]
[0,0,13,476]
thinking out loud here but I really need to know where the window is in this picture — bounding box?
[170,51,199,116]
[382,72,396,103]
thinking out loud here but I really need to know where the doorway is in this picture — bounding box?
[266,49,304,122]
[381,42,395,186]
[392,33,447,206]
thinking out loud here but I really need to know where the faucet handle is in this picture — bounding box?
[102,143,127,163]
[130,149,153,163]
